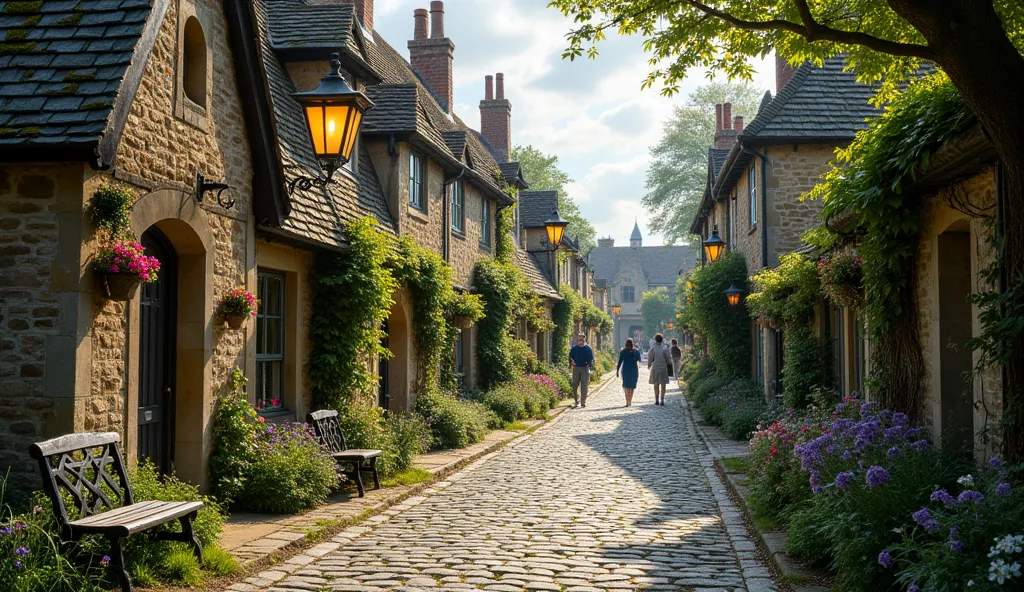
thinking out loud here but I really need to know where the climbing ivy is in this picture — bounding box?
[90,184,135,238]
[310,218,398,410]
[552,285,584,364]
[687,250,750,379]
[473,257,530,389]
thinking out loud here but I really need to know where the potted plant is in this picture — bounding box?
[819,252,864,309]
[93,239,161,301]
[220,286,257,329]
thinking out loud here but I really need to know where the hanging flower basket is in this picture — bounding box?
[93,239,160,302]
[220,286,257,330]
[819,253,864,309]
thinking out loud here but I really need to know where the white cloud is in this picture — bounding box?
[373,0,776,246]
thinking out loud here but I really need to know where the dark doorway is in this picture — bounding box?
[378,320,389,410]
[138,228,178,475]
[938,230,974,456]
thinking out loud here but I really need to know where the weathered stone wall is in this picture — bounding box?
[914,167,1002,455]
[0,164,85,490]
[765,144,833,265]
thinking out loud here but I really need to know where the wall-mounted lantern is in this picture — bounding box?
[703,225,726,263]
[725,282,744,307]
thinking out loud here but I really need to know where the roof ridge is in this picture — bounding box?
[741,61,814,138]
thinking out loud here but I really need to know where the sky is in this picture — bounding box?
[374,0,777,247]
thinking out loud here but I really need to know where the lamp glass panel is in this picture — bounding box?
[705,242,724,262]
[547,223,566,247]
[342,109,362,161]
[305,105,326,155]
[727,293,740,306]
[324,105,352,156]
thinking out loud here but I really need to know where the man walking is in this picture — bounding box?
[569,333,594,408]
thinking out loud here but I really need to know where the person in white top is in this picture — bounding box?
[646,334,672,406]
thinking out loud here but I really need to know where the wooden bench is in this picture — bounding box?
[307,410,382,497]
[29,432,203,592]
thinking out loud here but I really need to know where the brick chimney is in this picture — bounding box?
[734,115,744,135]
[309,0,374,30]
[597,237,615,248]
[409,1,455,112]
[480,73,512,162]
[714,102,738,150]
[776,52,796,93]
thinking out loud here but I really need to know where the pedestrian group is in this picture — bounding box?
[567,333,682,408]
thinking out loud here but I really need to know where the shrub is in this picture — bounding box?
[415,390,489,449]
[686,251,750,378]
[338,402,431,478]
[201,547,240,577]
[748,407,830,521]
[235,423,339,513]
[209,369,260,504]
[475,386,527,424]
[507,338,534,376]
[721,398,768,440]
[525,374,561,408]
[782,326,826,409]
[536,362,572,397]
[160,548,201,586]
[692,374,730,406]
[886,460,1024,591]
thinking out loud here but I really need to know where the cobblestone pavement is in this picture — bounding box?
[241,370,775,592]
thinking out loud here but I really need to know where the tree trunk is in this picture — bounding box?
[890,0,1024,460]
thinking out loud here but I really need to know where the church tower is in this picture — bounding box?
[630,220,642,248]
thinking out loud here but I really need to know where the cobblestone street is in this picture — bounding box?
[238,370,775,592]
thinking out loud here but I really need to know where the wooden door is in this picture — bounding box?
[138,228,178,474]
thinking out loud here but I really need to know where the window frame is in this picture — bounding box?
[748,166,757,229]
[621,286,635,303]
[256,271,286,412]
[480,198,491,247]
[409,151,425,211]
[450,180,465,233]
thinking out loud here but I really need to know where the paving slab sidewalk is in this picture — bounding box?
[220,376,614,566]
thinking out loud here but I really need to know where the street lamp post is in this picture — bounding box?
[703,226,726,263]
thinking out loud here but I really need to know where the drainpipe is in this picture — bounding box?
[442,166,467,262]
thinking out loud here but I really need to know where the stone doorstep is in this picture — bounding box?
[215,376,615,573]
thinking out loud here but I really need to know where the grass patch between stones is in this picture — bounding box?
[381,467,433,487]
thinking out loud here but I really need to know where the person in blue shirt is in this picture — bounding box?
[568,333,595,408]
[616,338,642,407]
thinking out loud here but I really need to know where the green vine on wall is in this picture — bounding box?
[310,218,398,410]
[552,285,583,364]
[806,72,975,418]
[686,250,750,379]
[90,184,135,238]
[473,257,530,389]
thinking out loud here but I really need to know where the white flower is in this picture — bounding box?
[967,581,974,587]
[958,474,975,487]
[1012,563,1022,579]
[990,559,1009,584]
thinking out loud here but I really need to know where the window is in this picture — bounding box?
[450,181,464,233]
[621,286,635,303]
[409,151,424,210]
[256,271,285,411]
[182,17,207,108]
[748,166,757,229]
[826,305,845,392]
[480,199,491,247]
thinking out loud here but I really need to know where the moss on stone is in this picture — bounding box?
[2,1,43,14]
[21,14,41,27]
[20,69,34,81]
[4,29,29,42]
[0,41,36,55]
[54,11,82,26]
[63,71,96,82]
[42,83,78,96]
[0,127,41,138]
[82,100,112,110]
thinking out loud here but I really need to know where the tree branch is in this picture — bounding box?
[683,0,935,60]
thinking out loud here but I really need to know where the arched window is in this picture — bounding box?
[182,17,207,107]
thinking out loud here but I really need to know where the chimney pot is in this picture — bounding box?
[496,73,505,100]
[480,73,512,161]
[734,115,744,135]
[413,8,428,39]
[723,103,732,130]
[485,75,494,100]
[430,1,445,39]
[776,52,796,93]
[715,104,723,131]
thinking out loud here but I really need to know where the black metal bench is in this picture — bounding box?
[29,432,203,592]
[306,409,382,497]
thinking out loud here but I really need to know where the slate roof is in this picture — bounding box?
[588,245,695,288]
[498,162,528,189]
[254,0,393,246]
[709,148,730,183]
[519,190,558,228]
[266,0,358,54]
[513,248,560,300]
[741,56,877,141]
[0,0,165,165]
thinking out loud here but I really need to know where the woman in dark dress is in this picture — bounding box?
[616,338,642,407]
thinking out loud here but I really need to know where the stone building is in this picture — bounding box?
[0,0,545,492]
[588,223,694,350]
[690,55,876,399]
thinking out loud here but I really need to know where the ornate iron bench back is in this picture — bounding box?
[307,409,348,454]
[28,432,133,539]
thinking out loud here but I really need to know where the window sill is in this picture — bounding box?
[407,206,429,223]
[451,230,466,240]
[257,408,295,424]
[479,242,492,252]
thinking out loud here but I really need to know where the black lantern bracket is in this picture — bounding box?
[286,168,335,195]
[194,172,234,209]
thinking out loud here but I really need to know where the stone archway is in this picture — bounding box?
[129,190,215,487]
[386,288,414,412]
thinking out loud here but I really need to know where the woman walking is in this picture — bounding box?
[616,338,642,407]
[647,334,672,405]
[670,338,682,382]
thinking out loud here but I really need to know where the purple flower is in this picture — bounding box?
[913,508,939,533]
[931,489,956,506]
[880,409,894,422]
[866,466,890,488]
[957,490,984,505]
[996,482,1012,497]
[878,550,893,568]
[14,560,22,569]
[948,526,963,551]
[811,485,823,495]
[888,446,903,458]
[990,457,1004,469]
[842,449,853,460]
[892,412,909,426]
[860,402,878,418]
[949,540,964,552]
[14,546,29,557]
[908,585,920,592]
[0,527,11,535]
[101,555,111,566]
[835,472,855,489]
[884,425,907,443]
[912,439,929,452]
[836,403,848,413]
[809,470,822,486]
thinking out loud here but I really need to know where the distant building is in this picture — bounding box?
[588,223,695,348]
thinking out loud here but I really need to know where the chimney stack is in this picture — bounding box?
[734,115,744,135]
[776,52,796,93]
[480,72,512,162]
[714,103,738,150]
[409,2,455,112]
[484,75,493,100]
